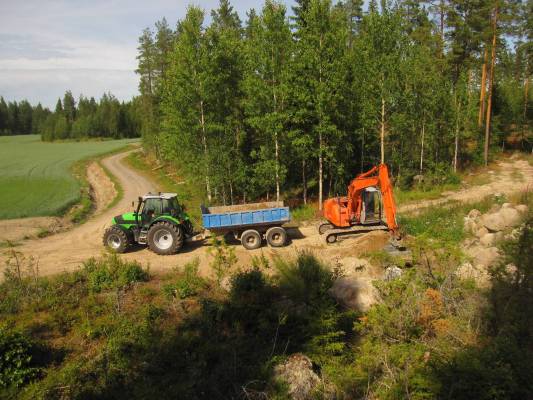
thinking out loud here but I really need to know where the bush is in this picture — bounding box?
[83,255,149,292]
[163,259,206,299]
[0,328,40,388]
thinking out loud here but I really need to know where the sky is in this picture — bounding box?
[0,0,296,109]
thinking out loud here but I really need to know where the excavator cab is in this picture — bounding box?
[360,187,382,224]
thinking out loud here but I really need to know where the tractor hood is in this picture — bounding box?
[113,212,138,225]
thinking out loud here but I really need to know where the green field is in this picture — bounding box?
[0,135,138,219]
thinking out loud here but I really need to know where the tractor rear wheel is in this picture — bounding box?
[147,221,183,255]
[103,226,129,253]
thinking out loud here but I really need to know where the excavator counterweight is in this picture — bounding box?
[320,164,399,243]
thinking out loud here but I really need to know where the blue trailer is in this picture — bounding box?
[201,201,290,250]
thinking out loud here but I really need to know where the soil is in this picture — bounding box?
[399,158,533,214]
[1,152,531,279]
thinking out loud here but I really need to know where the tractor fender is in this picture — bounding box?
[149,217,183,231]
[113,223,134,241]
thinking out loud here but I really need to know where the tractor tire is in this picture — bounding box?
[103,226,130,253]
[147,221,183,255]
[241,229,262,250]
[266,227,287,247]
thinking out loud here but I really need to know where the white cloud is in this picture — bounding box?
[0,0,295,107]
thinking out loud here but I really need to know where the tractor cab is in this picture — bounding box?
[104,192,193,255]
[136,193,183,228]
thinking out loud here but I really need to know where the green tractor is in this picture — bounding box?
[103,192,194,255]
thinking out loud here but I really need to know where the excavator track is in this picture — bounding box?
[324,223,389,244]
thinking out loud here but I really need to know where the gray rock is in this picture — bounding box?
[455,262,491,287]
[501,202,513,209]
[499,207,522,228]
[480,233,495,247]
[481,212,506,232]
[329,277,380,312]
[468,209,482,219]
[384,266,403,281]
[273,354,321,400]
[475,226,489,238]
[516,204,529,214]
[465,245,500,269]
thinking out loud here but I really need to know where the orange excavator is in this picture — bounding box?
[319,164,400,244]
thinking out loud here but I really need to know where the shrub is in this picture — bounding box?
[83,255,149,293]
[163,259,206,299]
[0,328,40,388]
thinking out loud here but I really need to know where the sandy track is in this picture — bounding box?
[2,152,531,278]
[398,158,533,214]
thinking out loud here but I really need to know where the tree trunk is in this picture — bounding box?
[380,97,386,164]
[230,181,234,205]
[302,159,307,205]
[200,100,211,201]
[523,74,530,149]
[275,131,280,202]
[360,127,365,173]
[319,131,323,210]
[420,118,425,173]
[478,47,488,128]
[454,94,461,172]
[484,5,498,167]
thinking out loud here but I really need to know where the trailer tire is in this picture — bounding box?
[241,229,262,250]
[266,227,287,247]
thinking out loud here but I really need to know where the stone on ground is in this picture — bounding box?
[329,277,380,312]
[273,354,328,400]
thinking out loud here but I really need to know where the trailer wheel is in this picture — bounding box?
[266,227,287,247]
[241,229,262,250]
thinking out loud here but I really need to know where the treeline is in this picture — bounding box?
[41,91,141,141]
[137,0,532,207]
[0,97,50,136]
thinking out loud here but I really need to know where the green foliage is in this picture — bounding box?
[83,255,149,293]
[0,328,40,388]
[163,259,206,299]
[208,236,237,286]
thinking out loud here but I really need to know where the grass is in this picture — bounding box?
[0,135,138,220]
[125,152,206,224]
[394,182,461,205]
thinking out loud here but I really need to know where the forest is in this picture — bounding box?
[0,92,140,140]
[136,0,532,208]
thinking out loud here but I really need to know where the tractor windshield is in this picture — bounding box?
[162,197,181,216]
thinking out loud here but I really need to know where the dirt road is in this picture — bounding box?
[1,152,531,278]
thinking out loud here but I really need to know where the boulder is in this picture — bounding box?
[479,233,495,247]
[516,204,529,214]
[273,354,321,400]
[384,266,403,281]
[464,218,477,234]
[468,209,482,219]
[330,277,380,312]
[499,207,522,228]
[456,262,491,287]
[475,226,489,238]
[480,212,506,232]
[465,245,500,269]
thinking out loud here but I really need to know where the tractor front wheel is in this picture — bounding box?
[147,221,183,255]
[103,226,130,253]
